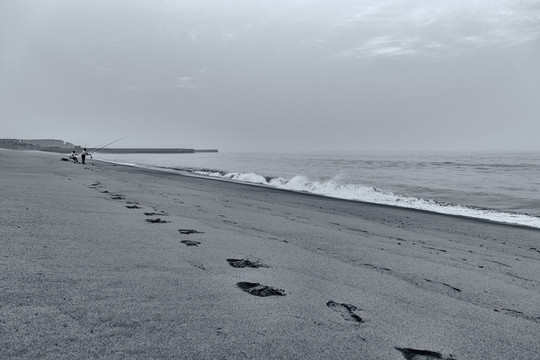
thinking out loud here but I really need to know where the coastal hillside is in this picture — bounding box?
[0,138,77,151]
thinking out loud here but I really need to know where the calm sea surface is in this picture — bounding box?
[94,151,540,228]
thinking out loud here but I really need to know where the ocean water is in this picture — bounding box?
[93,151,540,229]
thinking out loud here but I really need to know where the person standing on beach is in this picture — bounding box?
[81,148,90,164]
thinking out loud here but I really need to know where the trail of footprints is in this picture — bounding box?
[89,180,457,359]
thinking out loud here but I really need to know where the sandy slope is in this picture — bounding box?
[1,149,539,360]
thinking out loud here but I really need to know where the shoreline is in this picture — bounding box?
[1,148,539,359]
[97,156,540,231]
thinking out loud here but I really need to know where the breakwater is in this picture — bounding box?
[92,148,218,154]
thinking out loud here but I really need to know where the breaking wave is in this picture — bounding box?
[94,155,540,229]
[190,169,540,228]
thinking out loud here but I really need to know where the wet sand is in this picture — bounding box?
[1,149,539,359]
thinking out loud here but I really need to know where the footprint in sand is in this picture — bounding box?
[126,205,141,209]
[89,182,103,189]
[327,301,364,323]
[395,347,457,360]
[144,211,167,216]
[181,240,201,247]
[145,218,170,223]
[361,263,392,274]
[236,282,285,297]
[178,229,203,234]
[226,259,268,268]
[110,194,125,200]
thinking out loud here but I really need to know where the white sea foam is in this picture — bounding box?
[193,170,540,228]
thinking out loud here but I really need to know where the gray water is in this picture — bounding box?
[94,151,540,228]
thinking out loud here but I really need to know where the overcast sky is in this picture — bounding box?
[1,0,540,152]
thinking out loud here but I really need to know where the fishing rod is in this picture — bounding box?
[89,137,126,155]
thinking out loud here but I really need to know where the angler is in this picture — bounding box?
[61,137,125,163]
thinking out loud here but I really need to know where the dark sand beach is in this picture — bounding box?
[1,149,539,359]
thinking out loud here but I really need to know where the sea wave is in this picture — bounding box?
[191,169,540,229]
[96,157,540,229]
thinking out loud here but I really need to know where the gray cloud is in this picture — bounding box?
[313,0,540,59]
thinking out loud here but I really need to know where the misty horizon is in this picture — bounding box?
[2,0,540,152]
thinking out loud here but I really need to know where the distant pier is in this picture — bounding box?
[90,148,218,154]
